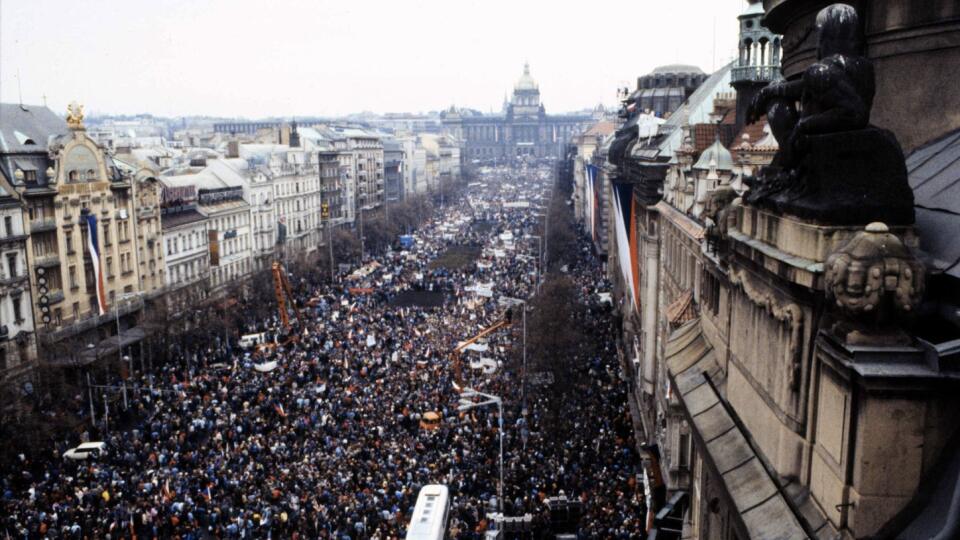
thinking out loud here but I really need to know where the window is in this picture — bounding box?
[703,272,721,316]
[102,223,111,246]
[84,264,95,290]
[65,232,74,254]
[72,302,80,320]
[24,170,36,182]
[3,216,12,236]
[679,432,691,469]
[54,308,62,326]
[12,295,22,323]
[105,256,113,278]
[69,265,78,289]
[46,269,62,291]
[6,253,16,278]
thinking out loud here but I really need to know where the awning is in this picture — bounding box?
[665,289,696,327]
[666,319,808,540]
[76,327,147,365]
[14,159,38,172]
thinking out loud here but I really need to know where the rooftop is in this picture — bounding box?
[652,64,705,75]
[907,128,960,279]
[0,103,67,153]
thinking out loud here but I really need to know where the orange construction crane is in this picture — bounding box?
[272,261,303,329]
[452,311,512,388]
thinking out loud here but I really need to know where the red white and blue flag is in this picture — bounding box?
[84,213,108,315]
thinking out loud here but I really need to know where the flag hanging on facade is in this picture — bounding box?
[84,213,108,315]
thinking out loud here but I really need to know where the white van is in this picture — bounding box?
[63,441,107,461]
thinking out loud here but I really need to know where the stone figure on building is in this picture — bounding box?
[824,222,925,345]
[744,3,915,225]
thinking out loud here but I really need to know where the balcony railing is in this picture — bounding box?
[30,218,57,233]
[34,254,61,268]
[731,64,780,84]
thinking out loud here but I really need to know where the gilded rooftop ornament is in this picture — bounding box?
[66,101,85,130]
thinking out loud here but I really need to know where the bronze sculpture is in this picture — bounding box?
[744,4,915,225]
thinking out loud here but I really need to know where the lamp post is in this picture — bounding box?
[526,235,542,293]
[115,291,143,410]
[358,185,366,262]
[458,388,504,513]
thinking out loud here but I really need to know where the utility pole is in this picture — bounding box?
[87,371,96,427]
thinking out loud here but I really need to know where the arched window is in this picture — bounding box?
[759,37,769,66]
[743,39,753,65]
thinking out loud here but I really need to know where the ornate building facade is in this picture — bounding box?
[601,2,960,538]
[442,63,594,161]
[0,103,164,367]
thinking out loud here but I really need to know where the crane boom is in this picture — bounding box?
[452,313,512,387]
[272,261,302,329]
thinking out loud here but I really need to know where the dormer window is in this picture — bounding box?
[13,131,35,145]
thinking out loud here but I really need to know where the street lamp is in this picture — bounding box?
[115,291,143,410]
[526,235,543,293]
[458,388,504,513]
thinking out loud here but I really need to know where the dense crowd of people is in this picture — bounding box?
[2,165,646,538]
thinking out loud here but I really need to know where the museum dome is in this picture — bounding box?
[515,62,539,91]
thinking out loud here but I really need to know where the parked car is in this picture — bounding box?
[62,441,107,461]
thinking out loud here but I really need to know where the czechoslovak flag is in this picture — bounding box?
[84,213,108,315]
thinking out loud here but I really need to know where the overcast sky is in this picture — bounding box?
[1,0,747,119]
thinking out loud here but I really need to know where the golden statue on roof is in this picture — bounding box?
[66,101,85,130]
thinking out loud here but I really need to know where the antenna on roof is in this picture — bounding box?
[16,68,25,110]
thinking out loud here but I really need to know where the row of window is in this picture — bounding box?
[166,230,206,257]
[663,229,698,292]
[170,258,204,286]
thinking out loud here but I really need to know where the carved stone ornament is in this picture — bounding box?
[744,4,915,226]
[729,268,804,391]
[703,186,738,242]
[66,101,85,130]
[824,222,925,345]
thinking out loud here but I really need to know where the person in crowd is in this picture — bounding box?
[1,167,645,539]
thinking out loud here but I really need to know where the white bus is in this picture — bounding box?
[405,484,450,540]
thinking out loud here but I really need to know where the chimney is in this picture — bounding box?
[227,140,240,158]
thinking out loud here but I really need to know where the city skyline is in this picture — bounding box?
[1,0,744,118]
